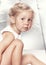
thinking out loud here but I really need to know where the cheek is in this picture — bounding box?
[16,22,24,30]
[28,22,32,29]
[16,19,23,26]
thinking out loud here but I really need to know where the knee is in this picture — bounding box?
[16,39,24,48]
[14,39,24,48]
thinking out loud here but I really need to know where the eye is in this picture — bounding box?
[28,18,32,21]
[21,18,25,20]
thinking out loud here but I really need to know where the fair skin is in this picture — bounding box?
[0,10,46,65]
[0,32,23,65]
[0,33,46,65]
[22,54,46,65]
[0,10,33,65]
[0,32,14,62]
[10,10,33,34]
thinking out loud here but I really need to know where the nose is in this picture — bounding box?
[25,20,29,25]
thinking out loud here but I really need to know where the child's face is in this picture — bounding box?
[13,10,34,33]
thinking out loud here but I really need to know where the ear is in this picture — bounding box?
[10,16,16,24]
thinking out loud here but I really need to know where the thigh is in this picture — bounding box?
[1,40,16,65]
[12,39,24,65]
[0,31,14,64]
[0,31,14,54]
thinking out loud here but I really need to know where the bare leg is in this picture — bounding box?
[22,54,32,65]
[0,31,14,53]
[12,39,24,65]
[1,40,16,65]
[0,32,14,63]
[1,39,24,65]
[22,54,46,65]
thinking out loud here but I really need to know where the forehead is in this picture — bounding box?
[18,10,33,18]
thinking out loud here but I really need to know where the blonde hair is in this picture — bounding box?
[8,3,34,17]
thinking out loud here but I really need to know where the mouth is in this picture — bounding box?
[23,24,29,31]
[24,27,28,31]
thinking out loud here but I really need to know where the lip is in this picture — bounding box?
[24,27,28,30]
[25,24,29,26]
[24,26,28,27]
[24,26,28,28]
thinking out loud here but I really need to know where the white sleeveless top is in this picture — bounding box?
[0,25,26,50]
[0,25,22,39]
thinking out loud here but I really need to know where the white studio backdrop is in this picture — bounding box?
[0,0,46,50]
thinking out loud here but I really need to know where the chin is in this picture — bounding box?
[22,29,29,32]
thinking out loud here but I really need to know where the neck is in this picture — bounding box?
[10,24,21,35]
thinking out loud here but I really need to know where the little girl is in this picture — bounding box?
[0,3,45,65]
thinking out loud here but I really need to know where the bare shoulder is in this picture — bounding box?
[2,31,15,39]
